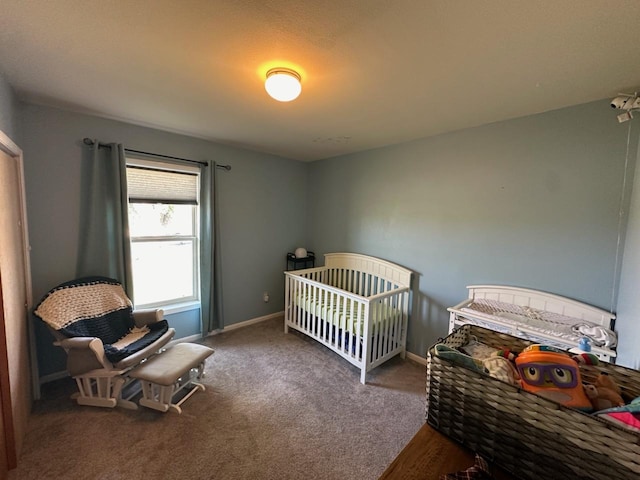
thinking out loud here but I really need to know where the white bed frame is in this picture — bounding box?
[448,285,617,361]
[284,253,412,383]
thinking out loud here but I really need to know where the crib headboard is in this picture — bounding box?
[466,285,615,328]
[324,253,412,288]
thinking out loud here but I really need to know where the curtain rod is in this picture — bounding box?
[82,138,231,171]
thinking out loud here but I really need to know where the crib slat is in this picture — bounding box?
[284,275,289,330]
[295,278,301,328]
[353,299,358,356]
[345,294,350,351]
[384,296,392,354]
[381,297,388,356]
[327,289,333,341]
[319,287,325,340]
[369,301,375,362]
[346,269,351,295]
[357,302,364,360]
[337,292,343,347]
[296,279,302,329]
[303,281,309,331]
[378,300,386,358]
[346,297,350,353]
[311,282,316,335]
[378,299,385,359]
[292,277,297,327]
[394,294,401,351]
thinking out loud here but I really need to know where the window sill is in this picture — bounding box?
[156,301,200,316]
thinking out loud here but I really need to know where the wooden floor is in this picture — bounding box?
[379,423,514,479]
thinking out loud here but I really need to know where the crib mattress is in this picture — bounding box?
[293,291,400,336]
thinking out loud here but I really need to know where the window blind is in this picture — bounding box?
[126,166,198,205]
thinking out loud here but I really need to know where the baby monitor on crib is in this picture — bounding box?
[515,344,593,411]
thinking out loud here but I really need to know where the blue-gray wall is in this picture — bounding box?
[18,104,308,378]
[616,129,640,369]
[12,95,640,377]
[307,100,638,360]
[0,73,16,138]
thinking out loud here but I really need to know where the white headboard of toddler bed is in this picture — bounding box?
[467,285,616,328]
[324,253,413,288]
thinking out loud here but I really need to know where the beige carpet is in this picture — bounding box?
[10,316,426,480]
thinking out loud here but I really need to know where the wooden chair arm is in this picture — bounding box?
[132,309,164,328]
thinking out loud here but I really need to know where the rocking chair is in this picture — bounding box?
[34,276,175,408]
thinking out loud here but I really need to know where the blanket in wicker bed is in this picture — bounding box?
[461,299,617,348]
[34,276,169,363]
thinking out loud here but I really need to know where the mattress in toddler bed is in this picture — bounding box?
[455,298,617,349]
[292,291,402,336]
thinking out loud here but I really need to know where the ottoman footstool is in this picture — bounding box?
[130,342,214,414]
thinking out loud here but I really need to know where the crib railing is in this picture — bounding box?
[284,265,410,383]
[288,264,402,294]
[285,268,368,361]
[324,267,400,297]
[368,289,410,370]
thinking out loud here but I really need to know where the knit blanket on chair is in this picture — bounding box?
[34,276,169,364]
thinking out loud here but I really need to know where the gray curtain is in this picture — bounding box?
[200,161,224,333]
[77,141,133,298]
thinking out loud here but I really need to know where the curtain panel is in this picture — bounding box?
[200,161,224,334]
[77,141,133,297]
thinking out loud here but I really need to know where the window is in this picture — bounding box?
[126,158,200,308]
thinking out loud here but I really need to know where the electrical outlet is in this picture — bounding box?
[263,292,270,303]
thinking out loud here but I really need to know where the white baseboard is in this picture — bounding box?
[406,351,427,366]
[39,370,69,385]
[207,310,284,336]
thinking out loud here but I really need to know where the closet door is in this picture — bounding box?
[0,143,32,470]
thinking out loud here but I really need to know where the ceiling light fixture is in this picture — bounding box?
[265,68,302,102]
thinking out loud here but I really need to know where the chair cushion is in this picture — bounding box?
[104,320,170,363]
[34,276,169,364]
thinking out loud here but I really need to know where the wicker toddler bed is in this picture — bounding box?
[284,253,412,383]
[427,324,640,480]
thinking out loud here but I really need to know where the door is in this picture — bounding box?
[0,134,34,470]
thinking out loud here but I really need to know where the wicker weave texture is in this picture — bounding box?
[426,325,640,480]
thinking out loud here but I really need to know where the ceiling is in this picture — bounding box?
[2,1,640,162]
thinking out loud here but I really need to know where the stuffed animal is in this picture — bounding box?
[597,372,622,396]
[515,344,593,411]
[585,373,625,411]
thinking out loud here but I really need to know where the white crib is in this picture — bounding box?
[284,253,412,383]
